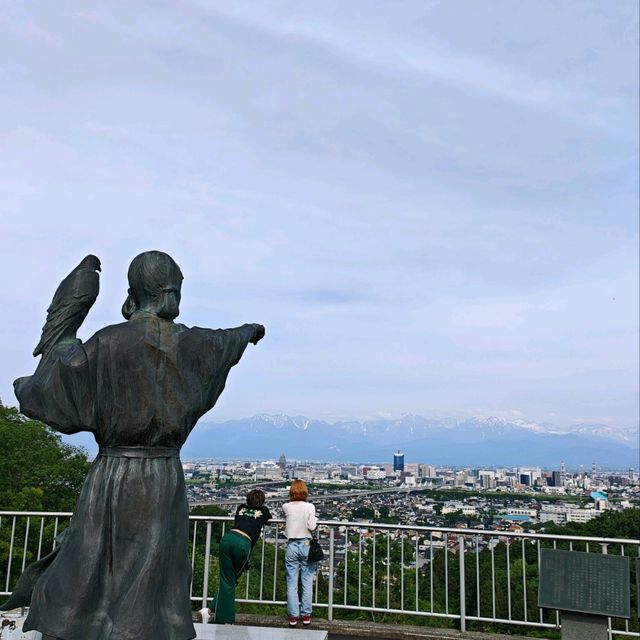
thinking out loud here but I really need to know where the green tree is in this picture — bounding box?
[352,506,375,520]
[0,403,91,511]
[0,402,92,594]
[542,508,640,540]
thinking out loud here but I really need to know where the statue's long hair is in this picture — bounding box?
[122,251,183,320]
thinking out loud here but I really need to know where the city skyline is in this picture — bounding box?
[1,2,638,429]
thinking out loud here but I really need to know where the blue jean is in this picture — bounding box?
[285,538,316,617]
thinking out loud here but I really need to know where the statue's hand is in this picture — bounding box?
[250,324,265,345]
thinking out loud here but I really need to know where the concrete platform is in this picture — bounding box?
[0,614,327,640]
[0,610,552,640]
[194,623,327,640]
[232,614,553,640]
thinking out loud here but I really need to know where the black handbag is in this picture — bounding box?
[307,531,324,563]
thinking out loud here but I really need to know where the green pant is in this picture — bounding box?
[214,530,252,624]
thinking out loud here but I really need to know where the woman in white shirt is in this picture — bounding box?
[282,479,318,627]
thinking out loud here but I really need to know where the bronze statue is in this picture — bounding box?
[4,251,265,640]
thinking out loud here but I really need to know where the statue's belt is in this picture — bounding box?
[98,446,180,458]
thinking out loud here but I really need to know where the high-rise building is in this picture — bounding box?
[517,466,542,485]
[393,451,405,472]
[278,453,286,470]
[552,470,562,487]
[480,474,495,489]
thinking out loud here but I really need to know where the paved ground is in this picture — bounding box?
[2,609,552,640]
[233,614,553,640]
[194,623,327,639]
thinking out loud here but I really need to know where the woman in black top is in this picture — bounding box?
[214,490,271,623]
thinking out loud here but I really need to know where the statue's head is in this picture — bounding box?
[122,251,184,320]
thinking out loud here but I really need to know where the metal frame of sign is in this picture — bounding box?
[538,549,630,619]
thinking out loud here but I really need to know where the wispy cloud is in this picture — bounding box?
[0,5,57,43]
[196,2,571,112]
[0,1,637,431]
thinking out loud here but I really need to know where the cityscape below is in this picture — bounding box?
[183,450,639,533]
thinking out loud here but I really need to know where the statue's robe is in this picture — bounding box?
[12,312,257,640]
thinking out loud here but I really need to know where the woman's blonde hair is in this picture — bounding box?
[289,479,309,501]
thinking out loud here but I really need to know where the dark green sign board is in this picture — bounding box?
[637,559,639,615]
[538,549,630,618]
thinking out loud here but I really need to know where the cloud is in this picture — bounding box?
[0,1,637,431]
[193,3,560,108]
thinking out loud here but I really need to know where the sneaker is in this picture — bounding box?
[289,616,298,627]
[302,615,311,626]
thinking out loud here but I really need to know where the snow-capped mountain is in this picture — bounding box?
[252,413,312,430]
[182,413,639,468]
[568,423,638,443]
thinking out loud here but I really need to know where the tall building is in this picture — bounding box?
[517,466,542,485]
[479,475,492,489]
[393,451,405,472]
[519,473,531,486]
[278,453,286,470]
[552,470,562,487]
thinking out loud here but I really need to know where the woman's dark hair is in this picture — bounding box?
[122,250,183,320]
[246,489,266,509]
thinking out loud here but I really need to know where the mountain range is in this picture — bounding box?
[180,413,639,468]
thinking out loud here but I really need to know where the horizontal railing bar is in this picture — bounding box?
[0,511,73,518]
[240,599,326,608]
[330,604,460,619]
[2,511,636,546]
[187,514,640,545]
[318,520,640,545]
[467,615,556,628]
[189,596,330,609]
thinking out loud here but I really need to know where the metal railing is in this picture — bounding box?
[1,511,638,637]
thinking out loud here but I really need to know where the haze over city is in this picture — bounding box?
[1,2,638,440]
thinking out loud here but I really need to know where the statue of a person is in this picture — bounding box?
[7,251,265,640]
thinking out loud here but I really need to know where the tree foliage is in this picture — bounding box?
[541,508,640,540]
[0,403,91,511]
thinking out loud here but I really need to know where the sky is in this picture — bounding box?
[1,1,638,431]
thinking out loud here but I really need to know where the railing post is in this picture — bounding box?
[328,528,335,621]
[202,521,212,609]
[458,534,466,632]
[5,517,16,594]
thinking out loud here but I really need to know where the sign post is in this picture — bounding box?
[538,549,630,640]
